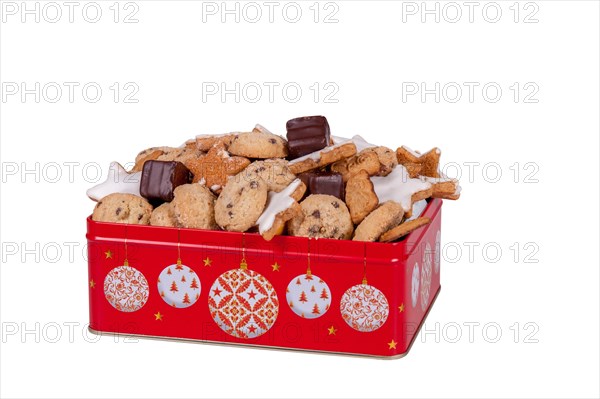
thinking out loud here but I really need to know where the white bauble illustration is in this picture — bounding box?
[434,230,441,274]
[157,263,201,308]
[421,246,433,311]
[411,262,420,308]
[286,273,331,319]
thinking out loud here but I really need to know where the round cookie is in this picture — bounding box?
[353,201,404,242]
[215,173,268,232]
[372,146,398,176]
[150,203,177,227]
[92,193,153,224]
[243,159,296,192]
[227,126,288,159]
[287,194,353,240]
[171,184,217,230]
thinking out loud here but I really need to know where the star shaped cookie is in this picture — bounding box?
[395,146,441,178]
[184,142,250,193]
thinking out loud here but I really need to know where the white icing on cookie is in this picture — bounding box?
[350,135,376,152]
[405,199,428,222]
[256,179,302,234]
[371,165,431,212]
[254,124,275,135]
[418,173,457,184]
[86,162,141,201]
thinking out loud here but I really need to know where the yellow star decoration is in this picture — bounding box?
[104,250,113,259]
[271,262,280,272]
[203,257,212,267]
[328,326,337,335]
[154,312,163,321]
[398,303,405,313]
[89,280,96,288]
[388,339,397,350]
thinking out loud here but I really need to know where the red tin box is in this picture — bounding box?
[86,198,443,358]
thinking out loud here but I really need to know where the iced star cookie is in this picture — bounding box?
[92,193,153,225]
[87,162,141,201]
[185,142,250,193]
[215,173,268,232]
[243,159,297,192]
[227,125,288,159]
[171,184,217,230]
[345,170,379,224]
[287,194,353,240]
[371,165,433,214]
[288,141,357,175]
[353,201,404,242]
[150,203,177,227]
[396,146,441,178]
[379,217,431,242]
[256,179,306,241]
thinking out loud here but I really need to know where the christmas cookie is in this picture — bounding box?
[345,170,379,224]
[396,146,441,177]
[184,142,250,192]
[419,174,462,200]
[87,162,141,201]
[331,148,381,182]
[372,146,398,176]
[133,146,201,172]
[171,184,217,230]
[371,165,433,214]
[353,201,404,242]
[256,179,306,241]
[194,133,236,152]
[150,203,177,227]
[215,173,268,232]
[288,141,357,175]
[92,193,153,224]
[287,194,353,239]
[379,217,431,242]
[227,125,288,159]
[244,159,296,192]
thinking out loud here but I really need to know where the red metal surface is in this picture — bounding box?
[87,199,442,357]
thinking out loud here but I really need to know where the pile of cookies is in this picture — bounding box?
[87,116,461,242]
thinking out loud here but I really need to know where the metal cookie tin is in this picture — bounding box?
[86,199,443,358]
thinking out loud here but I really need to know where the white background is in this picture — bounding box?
[1,1,599,398]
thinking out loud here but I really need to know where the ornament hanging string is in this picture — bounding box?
[123,224,129,266]
[240,232,247,270]
[306,238,312,276]
[362,243,368,285]
[177,228,182,265]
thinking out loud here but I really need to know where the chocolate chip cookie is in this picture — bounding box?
[92,193,153,224]
[171,184,217,230]
[287,194,353,239]
[214,172,268,232]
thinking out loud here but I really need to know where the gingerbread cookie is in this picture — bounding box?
[379,217,431,242]
[150,203,177,227]
[288,141,357,175]
[331,149,380,182]
[353,201,404,242]
[419,174,461,200]
[396,146,441,177]
[92,193,153,225]
[345,170,379,224]
[243,159,296,192]
[287,194,353,240]
[227,125,288,159]
[371,165,433,214]
[171,184,217,230]
[256,179,306,241]
[184,142,250,193]
[215,173,268,232]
